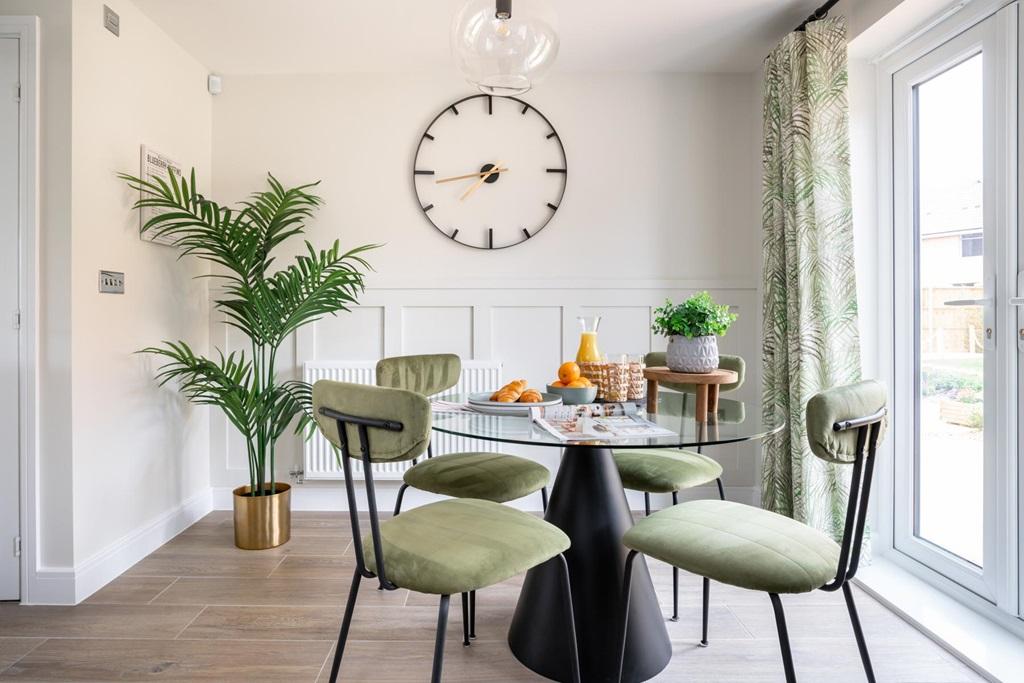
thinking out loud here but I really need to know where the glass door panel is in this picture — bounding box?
[915,53,985,567]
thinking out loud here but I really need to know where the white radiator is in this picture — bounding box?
[303,360,503,480]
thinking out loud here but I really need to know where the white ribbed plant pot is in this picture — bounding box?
[666,335,719,373]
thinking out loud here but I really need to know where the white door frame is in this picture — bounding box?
[0,16,39,605]
[874,0,1024,634]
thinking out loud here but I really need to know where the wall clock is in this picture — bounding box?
[412,94,567,250]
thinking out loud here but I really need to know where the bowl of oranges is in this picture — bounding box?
[547,362,598,405]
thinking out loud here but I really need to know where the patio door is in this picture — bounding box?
[892,6,1018,602]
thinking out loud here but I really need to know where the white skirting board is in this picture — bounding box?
[24,488,213,605]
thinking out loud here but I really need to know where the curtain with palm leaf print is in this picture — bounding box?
[761,16,862,544]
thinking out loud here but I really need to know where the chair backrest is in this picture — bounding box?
[313,380,434,590]
[805,380,888,589]
[643,352,745,393]
[313,380,431,463]
[376,353,461,397]
[806,380,888,464]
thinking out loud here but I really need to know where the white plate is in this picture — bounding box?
[467,391,562,416]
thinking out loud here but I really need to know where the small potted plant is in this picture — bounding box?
[652,292,737,373]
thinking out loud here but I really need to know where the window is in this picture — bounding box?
[961,232,983,257]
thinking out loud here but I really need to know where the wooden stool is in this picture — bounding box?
[644,367,739,422]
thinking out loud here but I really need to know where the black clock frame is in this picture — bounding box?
[412,93,568,251]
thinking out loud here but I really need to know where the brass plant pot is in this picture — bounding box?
[232,483,291,550]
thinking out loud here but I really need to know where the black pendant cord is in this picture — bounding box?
[794,0,841,31]
[496,0,512,20]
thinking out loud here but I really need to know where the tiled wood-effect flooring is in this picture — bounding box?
[0,511,984,682]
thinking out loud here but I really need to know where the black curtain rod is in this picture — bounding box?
[794,0,841,31]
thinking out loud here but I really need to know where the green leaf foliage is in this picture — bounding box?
[123,170,378,496]
[651,291,737,338]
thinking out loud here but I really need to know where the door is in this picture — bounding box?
[0,36,20,601]
[892,7,1017,601]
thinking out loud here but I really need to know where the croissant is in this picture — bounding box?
[518,389,543,403]
[490,379,528,402]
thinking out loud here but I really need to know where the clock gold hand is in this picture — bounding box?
[435,167,509,184]
[460,161,504,201]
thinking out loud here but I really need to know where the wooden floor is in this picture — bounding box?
[0,511,984,682]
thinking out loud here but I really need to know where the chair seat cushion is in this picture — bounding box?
[403,452,550,503]
[614,449,723,493]
[364,498,569,594]
[623,500,841,594]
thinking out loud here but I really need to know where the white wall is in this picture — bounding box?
[1,0,216,603]
[210,71,764,508]
[67,0,213,578]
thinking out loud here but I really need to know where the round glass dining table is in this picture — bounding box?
[432,392,785,683]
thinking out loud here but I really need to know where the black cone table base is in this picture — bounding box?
[508,446,672,682]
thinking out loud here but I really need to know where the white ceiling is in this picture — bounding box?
[132,0,824,74]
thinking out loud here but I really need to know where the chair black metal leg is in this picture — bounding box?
[842,583,876,683]
[469,590,476,639]
[461,592,471,646]
[555,554,582,683]
[393,483,409,516]
[617,550,640,683]
[431,594,451,683]
[699,577,710,646]
[768,593,796,683]
[541,486,549,513]
[670,491,679,621]
[716,478,725,500]
[328,567,362,683]
[644,492,651,516]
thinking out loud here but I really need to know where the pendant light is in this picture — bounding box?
[451,0,559,96]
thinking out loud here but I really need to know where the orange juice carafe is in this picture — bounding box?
[575,316,602,363]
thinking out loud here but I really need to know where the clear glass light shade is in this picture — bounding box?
[451,0,559,96]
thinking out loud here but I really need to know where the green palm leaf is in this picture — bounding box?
[124,171,379,495]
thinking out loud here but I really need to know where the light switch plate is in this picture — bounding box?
[99,270,124,294]
[103,5,119,36]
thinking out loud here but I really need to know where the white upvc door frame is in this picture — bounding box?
[875,0,1023,626]
[0,15,39,605]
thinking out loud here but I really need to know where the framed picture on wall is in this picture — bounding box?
[138,145,183,247]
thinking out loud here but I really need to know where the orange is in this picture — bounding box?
[550,380,566,388]
[566,378,589,388]
[558,361,581,384]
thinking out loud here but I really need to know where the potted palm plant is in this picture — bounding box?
[652,291,737,373]
[121,170,376,549]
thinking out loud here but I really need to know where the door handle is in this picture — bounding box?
[1010,297,1024,306]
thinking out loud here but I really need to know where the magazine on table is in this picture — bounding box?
[530,403,676,441]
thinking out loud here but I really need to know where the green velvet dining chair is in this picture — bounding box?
[616,381,887,683]
[612,352,745,625]
[378,354,552,517]
[313,380,580,683]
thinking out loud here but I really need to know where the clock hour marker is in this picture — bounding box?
[450,104,459,116]
[423,132,435,141]
[546,168,567,174]
[547,203,559,211]
[414,170,435,175]
[488,228,494,249]
[546,131,557,139]
[521,103,530,115]
[522,228,531,239]
[422,204,434,213]
[487,96,493,115]
[450,229,460,240]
